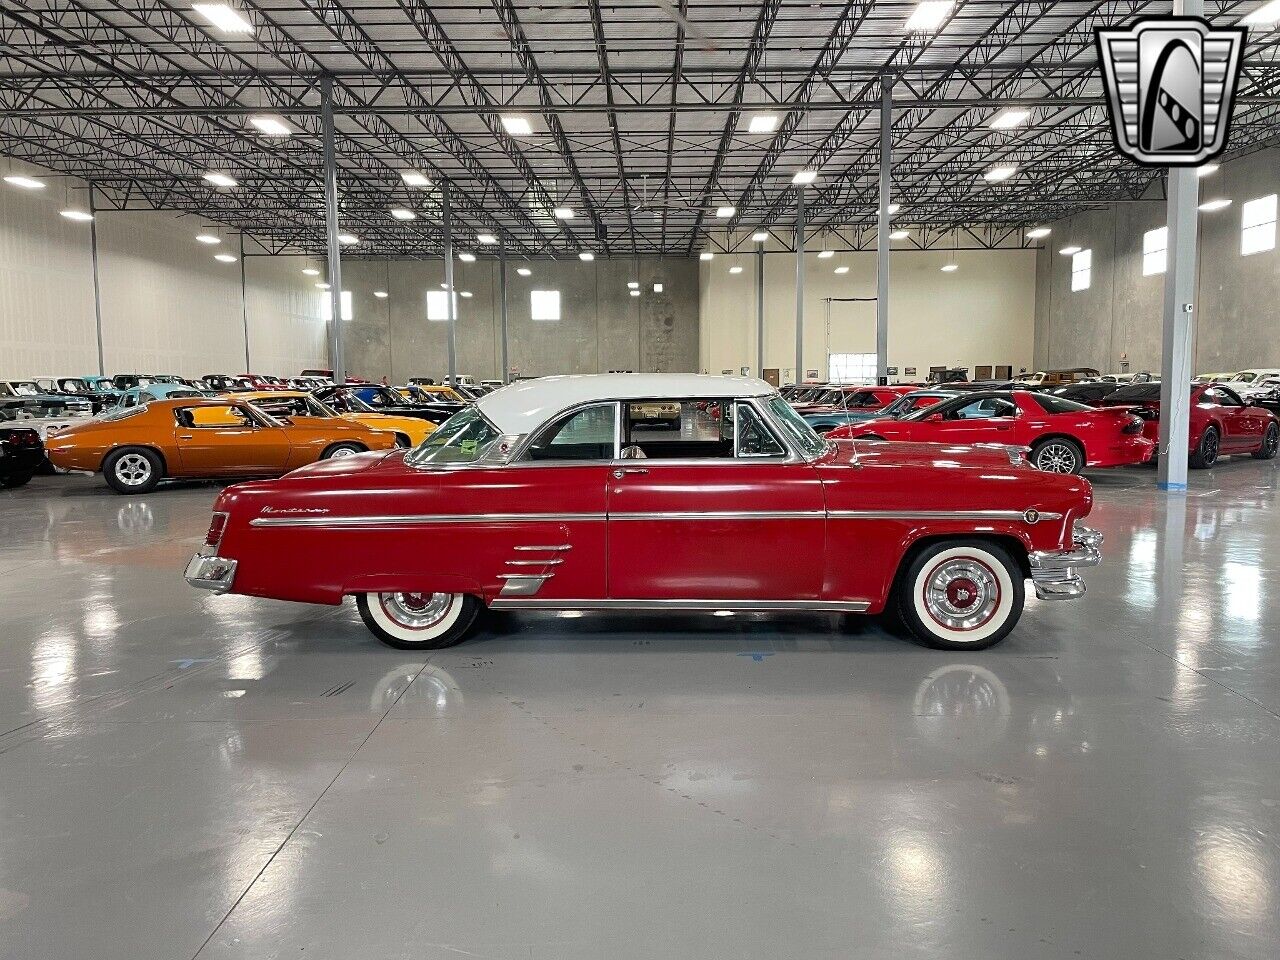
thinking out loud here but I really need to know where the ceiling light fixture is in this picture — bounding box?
[214,253,238,263]
[905,0,954,32]
[578,251,594,261]
[989,108,1031,130]
[460,291,473,298]
[553,207,576,220]
[983,164,1019,182]
[337,233,359,245]
[1199,198,1232,212]
[476,233,497,244]
[1059,245,1082,256]
[1243,0,1280,24]
[834,266,850,274]
[752,231,768,242]
[627,281,639,289]
[748,113,779,134]
[817,249,834,259]
[716,205,736,218]
[1026,227,1052,239]
[792,169,818,185]
[248,114,292,137]
[401,170,431,187]
[374,290,389,299]
[303,268,320,276]
[389,207,416,220]
[699,252,714,261]
[653,282,664,293]
[458,251,476,262]
[3,174,44,190]
[203,171,237,188]
[630,289,641,297]
[501,115,533,136]
[517,267,532,277]
[316,282,331,290]
[941,263,959,272]
[196,233,222,245]
[889,229,910,240]
[59,209,93,222]
[887,203,900,215]
[729,265,743,274]
[1196,164,1219,177]
[192,3,253,33]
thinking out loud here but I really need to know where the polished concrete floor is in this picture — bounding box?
[1,462,1278,960]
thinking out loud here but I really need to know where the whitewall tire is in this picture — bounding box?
[896,541,1023,650]
[356,591,480,649]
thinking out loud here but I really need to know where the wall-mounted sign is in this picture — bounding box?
[904,367,917,376]
[887,366,899,376]
[740,366,751,376]
[721,369,733,375]
[805,369,820,380]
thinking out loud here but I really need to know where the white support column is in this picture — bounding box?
[441,181,457,386]
[88,183,105,377]
[756,244,765,378]
[795,187,805,382]
[875,78,894,385]
[498,244,509,383]
[1157,0,1203,490]
[320,74,346,385]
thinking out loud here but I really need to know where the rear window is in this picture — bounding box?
[1034,395,1094,414]
[1107,384,1162,404]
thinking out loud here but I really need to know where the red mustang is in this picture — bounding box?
[828,390,1155,475]
[186,375,1101,652]
[1101,382,1279,468]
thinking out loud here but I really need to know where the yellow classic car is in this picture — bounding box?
[229,391,435,446]
[400,384,468,404]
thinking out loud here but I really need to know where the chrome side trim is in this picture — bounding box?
[513,544,572,552]
[828,509,1064,523]
[497,573,553,597]
[497,573,555,580]
[251,512,605,528]
[504,558,565,566]
[488,597,871,612]
[609,510,825,521]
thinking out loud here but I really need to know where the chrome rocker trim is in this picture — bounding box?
[1028,524,1102,601]
[487,598,871,613]
[184,553,238,594]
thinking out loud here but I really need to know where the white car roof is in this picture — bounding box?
[476,373,775,435]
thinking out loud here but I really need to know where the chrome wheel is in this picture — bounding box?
[1035,442,1079,474]
[327,445,358,459]
[114,453,152,486]
[1201,430,1219,466]
[922,557,1001,632]
[378,592,453,630]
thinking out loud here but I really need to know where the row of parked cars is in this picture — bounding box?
[781,376,1280,474]
[0,372,502,493]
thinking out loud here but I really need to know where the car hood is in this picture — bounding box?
[277,448,402,480]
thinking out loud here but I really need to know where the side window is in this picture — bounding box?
[526,403,617,461]
[179,405,254,428]
[947,397,1017,420]
[1208,388,1241,407]
[734,402,786,458]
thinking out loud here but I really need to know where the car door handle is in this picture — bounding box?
[179,434,193,440]
[612,468,648,478]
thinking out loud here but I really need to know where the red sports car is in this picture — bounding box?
[1101,382,1279,468]
[795,385,918,432]
[828,389,1155,474]
[186,375,1100,652]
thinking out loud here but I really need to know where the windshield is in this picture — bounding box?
[407,407,501,465]
[766,396,827,459]
[11,382,39,396]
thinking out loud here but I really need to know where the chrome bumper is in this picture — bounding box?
[1028,524,1102,601]
[184,552,238,594]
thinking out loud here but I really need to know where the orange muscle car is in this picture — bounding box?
[45,396,399,494]
[231,391,436,446]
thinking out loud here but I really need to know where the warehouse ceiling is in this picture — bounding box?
[2,1,1279,258]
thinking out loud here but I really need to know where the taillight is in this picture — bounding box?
[1122,416,1143,435]
[204,511,229,547]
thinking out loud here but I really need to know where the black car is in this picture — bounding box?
[313,385,456,425]
[1046,382,1119,407]
[0,425,44,488]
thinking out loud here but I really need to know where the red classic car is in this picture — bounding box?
[186,375,1101,652]
[1101,382,1279,468]
[827,390,1155,475]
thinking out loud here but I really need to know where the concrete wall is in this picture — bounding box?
[0,166,326,380]
[699,238,1037,382]
[340,257,700,381]
[1034,145,1280,376]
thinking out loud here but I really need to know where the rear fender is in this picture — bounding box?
[343,573,486,600]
